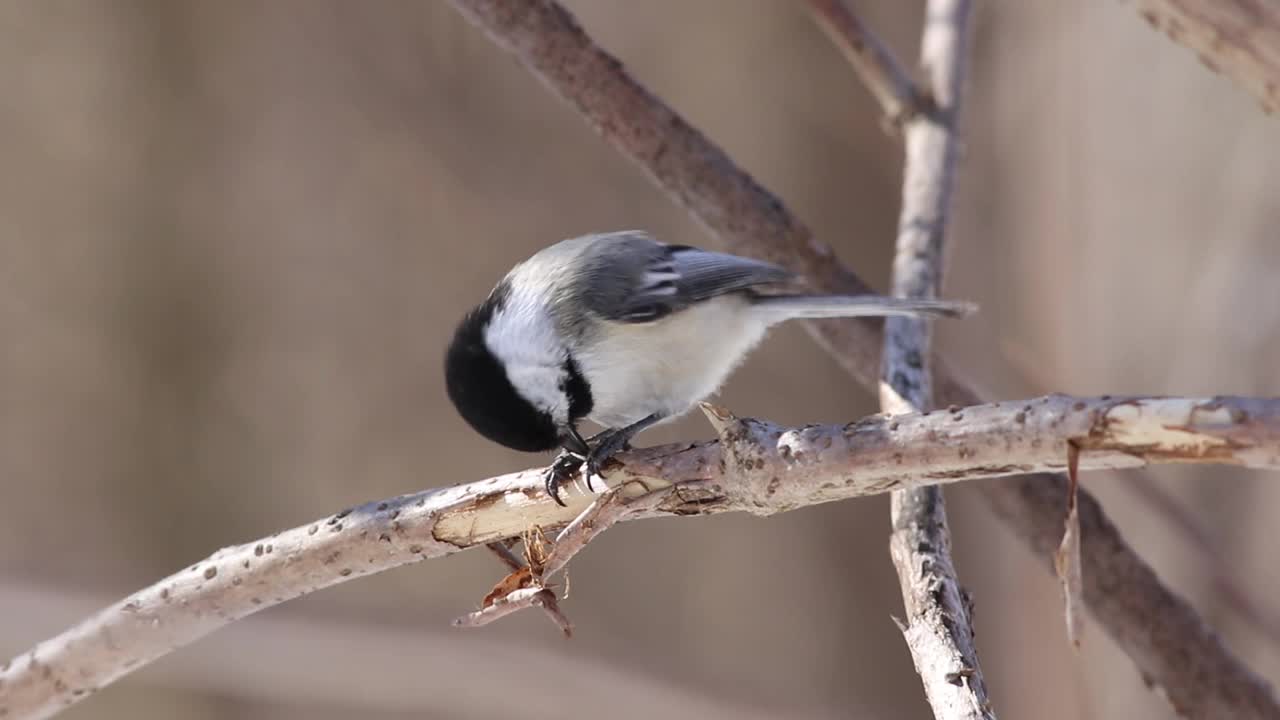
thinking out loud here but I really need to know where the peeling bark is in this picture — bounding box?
[438,3,1278,717]
[3,395,1279,720]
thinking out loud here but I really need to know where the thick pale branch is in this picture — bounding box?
[803,0,927,125]
[3,395,1279,720]
[876,0,991,717]
[1134,0,1280,114]
[442,2,1279,716]
[0,582,800,720]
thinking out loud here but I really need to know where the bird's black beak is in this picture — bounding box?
[561,426,590,456]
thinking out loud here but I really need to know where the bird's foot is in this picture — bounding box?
[544,450,585,507]
[582,428,632,482]
[545,415,661,506]
[542,433,630,507]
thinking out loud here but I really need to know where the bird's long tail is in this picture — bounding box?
[750,294,976,322]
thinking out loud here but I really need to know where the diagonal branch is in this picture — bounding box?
[802,0,929,125]
[441,3,1279,717]
[1133,0,1280,115]
[0,581,802,720]
[1119,472,1280,651]
[872,0,992,717]
[3,395,1280,720]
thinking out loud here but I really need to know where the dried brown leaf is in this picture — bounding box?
[1055,440,1085,648]
[481,567,535,608]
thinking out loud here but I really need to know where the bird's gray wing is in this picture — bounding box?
[574,230,793,323]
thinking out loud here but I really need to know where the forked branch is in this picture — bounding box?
[443,2,1279,716]
[870,0,992,716]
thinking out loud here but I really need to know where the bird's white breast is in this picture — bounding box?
[575,295,770,428]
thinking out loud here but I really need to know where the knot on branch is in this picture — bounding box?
[700,402,834,515]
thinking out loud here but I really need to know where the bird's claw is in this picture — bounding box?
[584,457,603,487]
[545,451,585,507]
[545,419,653,505]
[543,444,617,506]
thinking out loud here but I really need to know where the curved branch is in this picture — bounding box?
[0,582,817,720]
[1134,0,1280,114]
[441,2,1280,716]
[2,395,1279,720]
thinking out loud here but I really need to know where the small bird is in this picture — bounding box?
[444,230,973,505]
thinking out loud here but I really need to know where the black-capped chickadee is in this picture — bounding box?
[445,230,973,505]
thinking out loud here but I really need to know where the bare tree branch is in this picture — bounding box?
[1002,336,1280,653]
[1133,0,1280,114]
[1118,472,1280,651]
[0,582,808,720]
[453,586,573,634]
[441,2,1280,716]
[541,479,668,580]
[453,483,669,632]
[3,395,1280,720]
[802,0,928,125]
[485,540,526,571]
[867,0,992,717]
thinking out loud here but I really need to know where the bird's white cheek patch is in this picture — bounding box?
[505,364,570,423]
[483,296,572,423]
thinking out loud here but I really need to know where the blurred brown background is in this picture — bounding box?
[2,1,1278,718]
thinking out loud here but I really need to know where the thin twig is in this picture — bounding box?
[1133,0,1280,115]
[3,395,1280,720]
[459,484,668,630]
[442,3,1279,717]
[802,0,929,126]
[872,0,991,717]
[486,541,525,571]
[542,482,666,581]
[479,540,575,631]
[453,587,572,635]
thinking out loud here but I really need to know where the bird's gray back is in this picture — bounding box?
[537,230,792,326]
